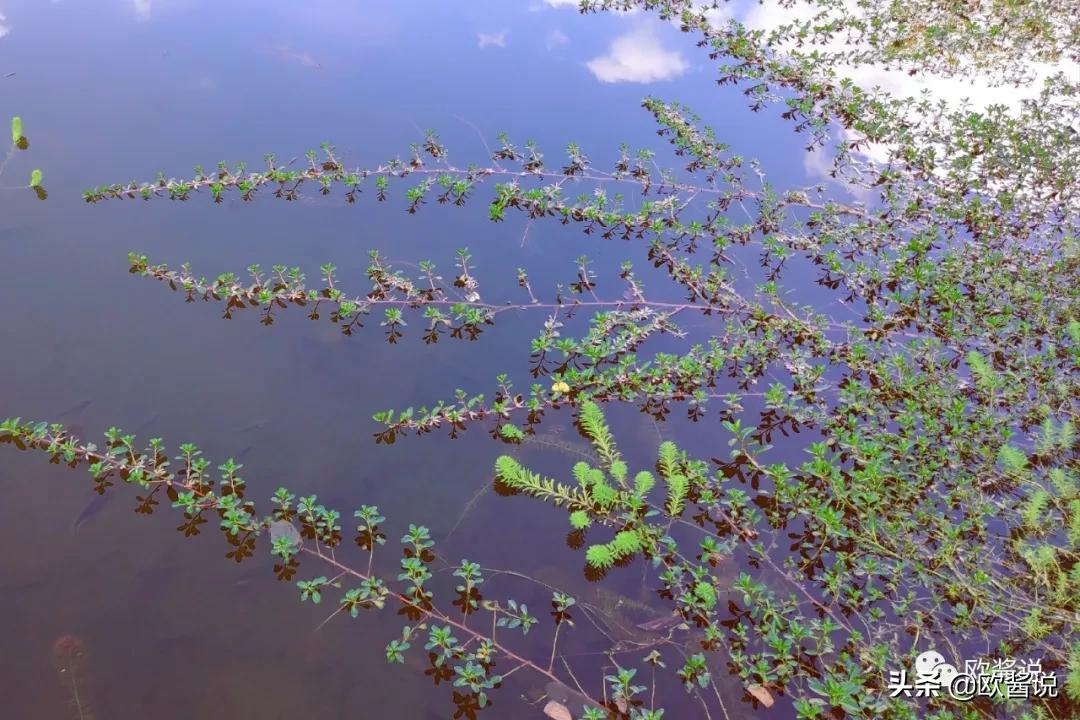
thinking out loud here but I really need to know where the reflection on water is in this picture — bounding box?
[0,0,817,717]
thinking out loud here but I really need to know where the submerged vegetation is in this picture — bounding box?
[4,115,45,199]
[3,0,1079,718]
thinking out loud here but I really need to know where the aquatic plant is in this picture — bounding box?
[0,417,679,717]
[52,635,93,720]
[5,0,1080,718]
[3,115,45,198]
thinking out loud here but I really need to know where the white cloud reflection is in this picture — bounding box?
[545,28,568,49]
[734,0,1079,187]
[740,0,1075,114]
[586,25,688,83]
[478,31,507,49]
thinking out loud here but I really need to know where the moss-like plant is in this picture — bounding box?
[2,114,44,198]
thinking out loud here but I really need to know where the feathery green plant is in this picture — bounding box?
[2,0,1079,717]
[2,114,44,197]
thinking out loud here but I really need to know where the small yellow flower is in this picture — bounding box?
[551,380,570,394]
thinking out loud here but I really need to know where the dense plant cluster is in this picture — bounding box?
[5,0,1079,718]
[586,0,1079,84]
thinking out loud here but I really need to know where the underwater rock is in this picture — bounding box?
[542,700,572,720]
[269,519,302,546]
[746,683,774,708]
[544,681,601,716]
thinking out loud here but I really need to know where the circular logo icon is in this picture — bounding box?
[914,651,959,691]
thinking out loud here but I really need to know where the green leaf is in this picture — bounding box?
[585,544,614,569]
[1067,642,1080,701]
[499,424,525,442]
[997,444,1028,475]
[569,509,591,529]
[693,581,717,609]
[11,116,22,144]
[29,169,42,188]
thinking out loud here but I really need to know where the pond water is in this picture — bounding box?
[0,1,820,717]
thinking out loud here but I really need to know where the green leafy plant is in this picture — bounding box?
[3,0,1079,717]
[3,114,45,198]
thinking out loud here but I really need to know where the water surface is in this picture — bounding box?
[0,2,815,717]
